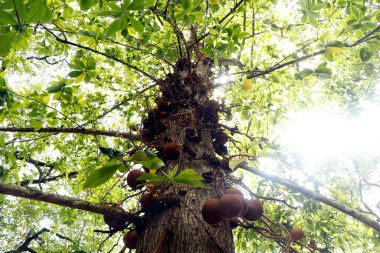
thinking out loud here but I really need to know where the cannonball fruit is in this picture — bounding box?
[225,188,243,196]
[127,169,145,190]
[103,214,125,229]
[163,142,181,160]
[218,194,244,219]
[240,199,248,217]
[205,100,220,114]
[214,130,229,146]
[201,198,222,224]
[140,192,157,211]
[243,199,263,221]
[123,229,138,249]
[290,228,304,241]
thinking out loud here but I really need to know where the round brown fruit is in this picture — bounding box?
[127,169,145,190]
[243,199,263,221]
[240,199,248,217]
[218,194,244,219]
[163,142,181,160]
[140,193,157,211]
[103,214,125,229]
[290,228,304,241]
[225,188,243,196]
[123,229,138,249]
[214,131,229,147]
[201,198,222,224]
[205,100,220,115]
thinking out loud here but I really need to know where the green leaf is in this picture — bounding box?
[139,157,165,170]
[0,31,16,57]
[228,156,248,170]
[165,165,179,179]
[180,0,190,10]
[0,166,10,183]
[137,173,169,185]
[78,0,99,11]
[14,0,27,21]
[104,19,122,37]
[46,82,65,93]
[315,68,332,79]
[130,18,144,33]
[360,47,373,62]
[0,11,17,25]
[173,168,204,187]
[131,150,149,161]
[127,0,145,10]
[99,146,122,158]
[68,71,84,78]
[26,0,46,23]
[83,162,119,188]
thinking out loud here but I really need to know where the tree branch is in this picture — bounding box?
[42,25,163,85]
[17,172,78,186]
[0,183,142,224]
[7,227,76,253]
[0,127,141,141]
[240,164,380,233]
[245,25,380,79]
[149,7,191,69]
[188,0,245,50]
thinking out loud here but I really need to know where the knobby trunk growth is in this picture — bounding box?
[135,58,235,253]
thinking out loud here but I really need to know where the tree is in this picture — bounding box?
[0,0,379,252]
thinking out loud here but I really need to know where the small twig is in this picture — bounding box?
[11,91,82,128]
[42,25,163,84]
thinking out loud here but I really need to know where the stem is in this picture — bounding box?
[0,127,141,140]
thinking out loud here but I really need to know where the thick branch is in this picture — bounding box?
[0,183,142,224]
[0,127,141,140]
[246,25,380,79]
[241,164,380,233]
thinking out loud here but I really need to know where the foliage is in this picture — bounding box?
[0,0,379,252]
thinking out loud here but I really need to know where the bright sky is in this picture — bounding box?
[276,83,380,215]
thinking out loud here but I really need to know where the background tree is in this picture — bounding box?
[0,0,379,252]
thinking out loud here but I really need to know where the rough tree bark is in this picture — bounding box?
[135,59,235,253]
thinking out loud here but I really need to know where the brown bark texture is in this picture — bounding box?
[135,60,235,253]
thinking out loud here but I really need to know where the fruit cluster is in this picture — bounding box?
[201,188,263,225]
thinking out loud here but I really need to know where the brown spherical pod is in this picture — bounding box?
[214,130,229,147]
[163,141,181,160]
[126,169,145,190]
[201,198,223,224]
[205,100,220,115]
[225,188,243,196]
[123,229,138,249]
[243,199,263,221]
[240,198,248,217]
[218,194,244,219]
[224,188,247,217]
[148,108,161,122]
[140,192,157,211]
[103,210,126,229]
[290,228,304,241]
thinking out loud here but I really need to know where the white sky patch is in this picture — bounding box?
[279,103,380,162]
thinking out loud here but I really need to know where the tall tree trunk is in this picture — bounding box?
[137,59,235,253]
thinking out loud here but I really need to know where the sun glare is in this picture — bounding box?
[279,103,380,163]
